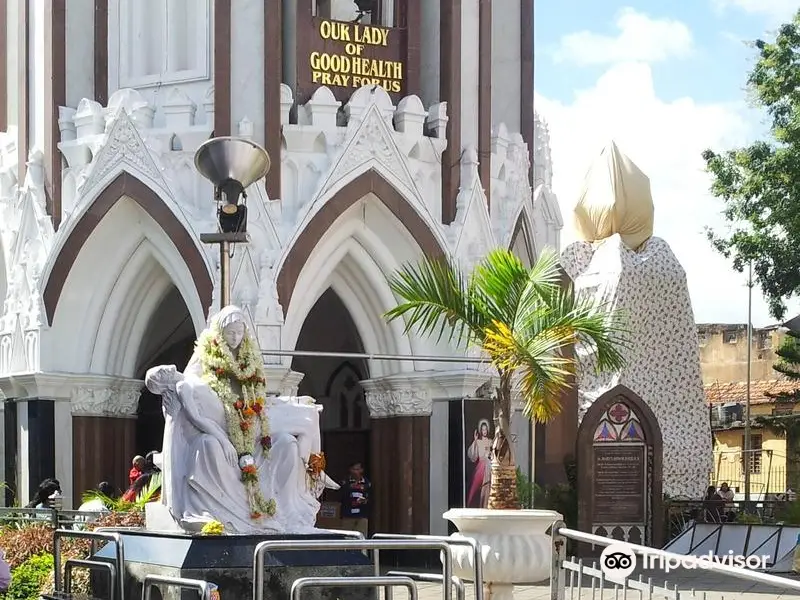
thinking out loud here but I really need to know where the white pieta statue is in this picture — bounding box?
[144,305,338,534]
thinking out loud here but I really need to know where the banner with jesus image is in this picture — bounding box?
[463,400,494,508]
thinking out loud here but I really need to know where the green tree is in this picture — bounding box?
[384,248,625,509]
[702,10,800,319]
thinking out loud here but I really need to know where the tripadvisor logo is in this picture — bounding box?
[600,543,770,579]
[600,544,637,580]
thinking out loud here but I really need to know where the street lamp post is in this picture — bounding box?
[744,261,754,510]
[194,137,271,307]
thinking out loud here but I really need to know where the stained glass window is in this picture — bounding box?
[593,398,646,443]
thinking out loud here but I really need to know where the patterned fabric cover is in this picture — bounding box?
[561,234,711,498]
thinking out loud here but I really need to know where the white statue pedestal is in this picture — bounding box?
[444,508,562,600]
[144,502,184,533]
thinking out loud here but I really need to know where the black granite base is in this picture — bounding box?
[91,530,376,600]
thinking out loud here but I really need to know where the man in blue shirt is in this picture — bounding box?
[340,461,370,537]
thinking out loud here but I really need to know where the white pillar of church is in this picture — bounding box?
[459,0,480,150]
[0,401,5,505]
[16,400,29,506]
[65,0,96,107]
[429,398,450,535]
[53,398,73,508]
[423,371,491,535]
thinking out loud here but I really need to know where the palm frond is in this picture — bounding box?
[385,247,627,424]
[136,472,162,507]
[469,249,535,325]
[491,270,627,421]
[385,257,488,346]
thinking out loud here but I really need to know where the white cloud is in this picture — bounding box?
[537,61,798,326]
[552,8,693,66]
[712,0,798,21]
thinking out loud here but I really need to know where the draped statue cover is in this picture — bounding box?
[562,144,711,497]
[573,141,654,251]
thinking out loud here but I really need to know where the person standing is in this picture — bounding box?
[340,462,371,537]
[0,547,10,592]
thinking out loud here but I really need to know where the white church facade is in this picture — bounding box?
[0,0,564,534]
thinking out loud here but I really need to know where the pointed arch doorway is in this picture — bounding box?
[292,288,371,484]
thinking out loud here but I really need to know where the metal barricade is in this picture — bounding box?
[317,528,366,539]
[142,575,217,600]
[372,533,483,600]
[252,539,454,600]
[53,529,125,600]
[550,520,800,600]
[387,570,465,600]
[290,576,417,600]
[63,558,116,600]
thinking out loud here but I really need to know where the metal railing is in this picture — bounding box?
[143,575,217,600]
[387,571,465,600]
[252,538,454,600]
[53,529,125,600]
[550,520,800,599]
[0,507,106,528]
[290,576,418,600]
[371,532,483,600]
[63,558,116,600]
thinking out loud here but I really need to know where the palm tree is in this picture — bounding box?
[384,248,625,509]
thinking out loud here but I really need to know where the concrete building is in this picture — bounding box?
[0,1,566,534]
[697,323,785,385]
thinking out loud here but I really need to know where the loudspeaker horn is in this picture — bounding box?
[194,136,271,190]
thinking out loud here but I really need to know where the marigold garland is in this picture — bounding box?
[196,319,276,520]
[306,452,327,493]
[200,520,225,536]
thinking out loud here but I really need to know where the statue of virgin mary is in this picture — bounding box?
[145,306,335,534]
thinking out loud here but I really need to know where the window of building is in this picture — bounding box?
[773,403,794,416]
[740,433,763,475]
[724,331,737,344]
[314,0,396,28]
[759,332,773,350]
[698,332,708,347]
[325,362,370,432]
[117,0,211,88]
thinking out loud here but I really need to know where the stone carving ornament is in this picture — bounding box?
[70,386,142,417]
[365,387,432,418]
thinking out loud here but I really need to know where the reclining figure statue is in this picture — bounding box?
[145,305,338,534]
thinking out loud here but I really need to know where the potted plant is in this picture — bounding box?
[385,248,624,594]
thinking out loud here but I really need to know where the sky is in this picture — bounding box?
[533,0,800,326]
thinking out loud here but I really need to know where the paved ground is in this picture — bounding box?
[380,567,800,600]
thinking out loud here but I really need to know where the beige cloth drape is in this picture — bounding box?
[573,141,654,251]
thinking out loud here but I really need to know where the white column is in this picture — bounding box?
[17,400,29,506]
[0,400,5,504]
[429,399,450,535]
[511,407,531,480]
[53,398,73,508]
[65,0,96,107]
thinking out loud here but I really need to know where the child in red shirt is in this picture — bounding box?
[129,455,145,487]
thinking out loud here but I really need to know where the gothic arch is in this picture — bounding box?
[276,169,447,310]
[577,385,662,448]
[42,172,213,325]
[325,360,369,431]
[509,206,537,266]
[576,384,664,547]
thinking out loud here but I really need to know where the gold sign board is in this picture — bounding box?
[300,18,406,100]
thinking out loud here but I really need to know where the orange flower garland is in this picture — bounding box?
[306,452,327,492]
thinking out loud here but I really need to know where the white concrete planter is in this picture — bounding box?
[443,508,562,600]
